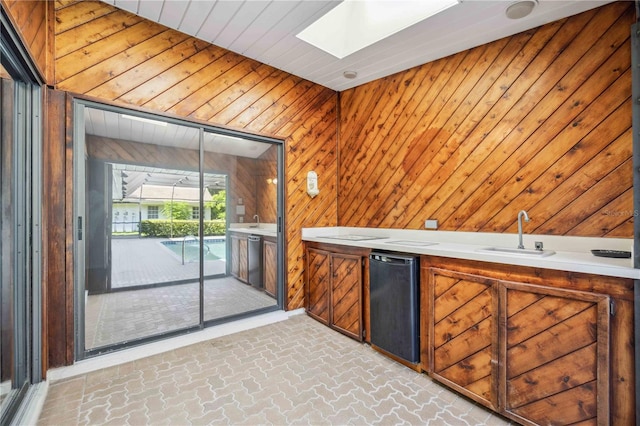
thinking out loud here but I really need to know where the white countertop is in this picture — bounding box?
[301,227,639,280]
[229,223,277,237]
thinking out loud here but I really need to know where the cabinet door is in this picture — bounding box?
[330,253,363,341]
[501,282,610,425]
[428,268,498,410]
[230,235,240,278]
[238,237,248,282]
[306,248,330,325]
[263,238,277,297]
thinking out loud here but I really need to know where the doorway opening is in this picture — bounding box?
[74,102,283,358]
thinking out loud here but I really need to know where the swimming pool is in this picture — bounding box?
[161,237,226,262]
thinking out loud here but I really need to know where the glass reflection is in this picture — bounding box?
[80,106,280,355]
[203,132,278,322]
[83,109,201,350]
[0,63,16,419]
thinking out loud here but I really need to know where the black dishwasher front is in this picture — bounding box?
[369,252,420,364]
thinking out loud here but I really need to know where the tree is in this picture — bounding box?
[162,201,191,220]
[207,190,226,220]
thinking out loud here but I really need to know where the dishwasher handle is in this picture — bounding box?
[370,253,415,265]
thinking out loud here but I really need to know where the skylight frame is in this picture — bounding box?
[296,0,460,59]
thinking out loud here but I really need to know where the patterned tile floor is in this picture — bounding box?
[85,277,277,349]
[40,314,512,425]
[87,236,275,350]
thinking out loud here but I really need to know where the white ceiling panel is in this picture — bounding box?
[158,0,190,30]
[84,107,273,159]
[179,1,216,35]
[98,0,615,91]
[136,0,163,22]
[197,1,245,43]
[229,1,299,54]
[212,1,271,48]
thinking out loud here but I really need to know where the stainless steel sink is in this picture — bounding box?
[384,240,438,247]
[478,247,555,257]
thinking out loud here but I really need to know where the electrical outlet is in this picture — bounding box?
[425,219,438,230]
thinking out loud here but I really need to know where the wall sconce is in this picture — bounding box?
[307,171,319,198]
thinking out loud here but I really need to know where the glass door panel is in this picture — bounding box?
[76,103,283,357]
[0,68,33,423]
[202,131,278,322]
[82,107,201,351]
[0,67,21,423]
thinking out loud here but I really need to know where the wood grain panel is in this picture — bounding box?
[507,304,597,378]
[305,248,330,325]
[263,238,277,297]
[504,285,609,425]
[54,0,338,317]
[2,0,53,83]
[429,269,498,410]
[508,343,597,408]
[43,88,72,368]
[330,253,361,340]
[422,256,633,424]
[238,238,248,281]
[338,2,633,237]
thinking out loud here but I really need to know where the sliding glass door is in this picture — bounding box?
[0,28,43,424]
[75,102,282,357]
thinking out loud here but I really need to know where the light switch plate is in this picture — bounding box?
[425,219,438,229]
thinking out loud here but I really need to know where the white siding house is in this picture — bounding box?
[112,185,213,233]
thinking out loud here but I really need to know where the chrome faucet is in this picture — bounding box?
[253,214,260,227]
[517,210,530,249]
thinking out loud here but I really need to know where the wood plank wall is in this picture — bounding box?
[339,2,634,238]
[6,0,630,368]
[51,0,337,327]
[85,135,276,224]
[1,0,54,83]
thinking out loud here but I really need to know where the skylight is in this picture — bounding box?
[296,0,459,59]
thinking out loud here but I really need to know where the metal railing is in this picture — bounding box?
[111,220,140,234]
[180,235,212,265]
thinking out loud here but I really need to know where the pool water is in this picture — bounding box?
[161,238,226,262]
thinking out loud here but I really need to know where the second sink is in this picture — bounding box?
[478,246,555,257]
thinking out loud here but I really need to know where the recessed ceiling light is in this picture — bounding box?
[297,0,459,59]
[343,71,357,79]
[505,0,537,20]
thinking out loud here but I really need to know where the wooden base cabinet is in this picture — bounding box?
[428,269,499,410]
[263,236,277,297]
[305,245,364,341]
[424,257,631,425]
[500,282,610,425]
[230,232,248,282]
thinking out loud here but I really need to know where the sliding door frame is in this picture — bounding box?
[0,6,44,424]
[72,99,285,359]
